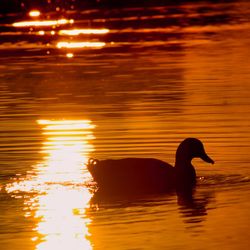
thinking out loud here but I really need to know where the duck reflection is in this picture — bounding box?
[85,187,213,249]
[89,184,214,232]
[177,187,214,227]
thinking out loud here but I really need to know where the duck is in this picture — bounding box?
[87,138,214,195]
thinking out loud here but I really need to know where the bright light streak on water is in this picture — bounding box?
[5,119,95,250]
[56,41,106,49]
[29,10,41,17]
[58,29,109,35]
[66,53,74,58]
[12,19,74,27]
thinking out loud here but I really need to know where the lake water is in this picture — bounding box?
[0,1,250,249]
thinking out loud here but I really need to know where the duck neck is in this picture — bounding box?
[174,156,196,184]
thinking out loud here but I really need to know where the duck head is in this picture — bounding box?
[175,138,214,167]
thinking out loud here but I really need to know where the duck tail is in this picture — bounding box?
[86,158,99,171]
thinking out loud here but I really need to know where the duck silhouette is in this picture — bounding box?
[87,138,214,194]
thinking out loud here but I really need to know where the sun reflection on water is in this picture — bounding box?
[12,19,74,27]
[6,119,95,250]
[29,10,41,17]
[57,41,106,49]
[11,11,109,55]
[66,53,74,58]
[59,29,109,35]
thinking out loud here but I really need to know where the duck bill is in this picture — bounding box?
[201,152,214,164]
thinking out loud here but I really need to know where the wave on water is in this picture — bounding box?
[198,174,250,188]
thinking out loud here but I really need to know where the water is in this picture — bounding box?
[0,1,250,249]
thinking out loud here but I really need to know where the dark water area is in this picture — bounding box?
[0,0,250,249]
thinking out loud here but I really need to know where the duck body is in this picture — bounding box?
[88,158,175,194]
[87,138,214,195]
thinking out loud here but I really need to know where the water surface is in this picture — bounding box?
[0,1,250,249]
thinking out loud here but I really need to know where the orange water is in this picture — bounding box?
[0,1,250,249]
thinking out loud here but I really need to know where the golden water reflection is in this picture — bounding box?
[12,19,74,27]
[29,10,41,17]
[6,119,95,250]
[57,41,106,49]
[58,29,109,35]
[11,12,109,55]
[66,53,74,58]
